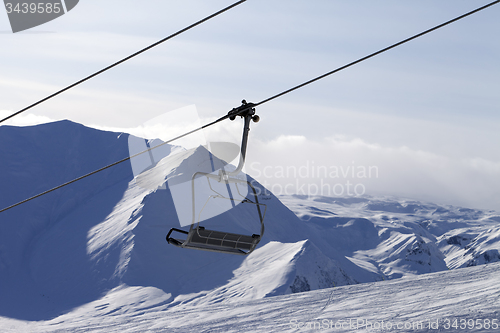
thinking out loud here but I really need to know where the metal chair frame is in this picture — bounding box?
[167,101,266,255]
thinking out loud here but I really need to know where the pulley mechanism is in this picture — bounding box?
[228,100,260,123]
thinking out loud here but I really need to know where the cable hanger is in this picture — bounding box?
[1,0,499,214]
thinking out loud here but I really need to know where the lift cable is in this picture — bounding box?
[253,0,500,108]
[1,0,498,214]
[0,117,223,214]
[205,0,500,121]
[0,0,247,124]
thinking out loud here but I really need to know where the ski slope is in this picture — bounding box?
[1,121,499,332]
[1,262,499,332]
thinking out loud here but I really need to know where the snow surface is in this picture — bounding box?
[1,262,499,332]
[1,121,499,332]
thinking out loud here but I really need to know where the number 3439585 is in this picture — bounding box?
[5,3,62,14]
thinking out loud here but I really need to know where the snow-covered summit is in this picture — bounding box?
[0,120,499,325]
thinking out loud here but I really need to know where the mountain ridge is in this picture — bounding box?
[0,120,499,323]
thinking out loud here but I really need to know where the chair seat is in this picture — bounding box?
[167,227,261,255]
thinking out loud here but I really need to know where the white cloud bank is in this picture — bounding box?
[0,111,56,126]
[2,114,499,212]
[246,135,500,212]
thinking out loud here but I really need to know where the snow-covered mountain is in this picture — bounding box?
[1,120,499,330]
[0,120,356,320]
[3,261,499,332]
[280,195,500,275]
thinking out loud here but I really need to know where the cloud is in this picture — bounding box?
[2,113,498,211]
[0,111,57,126]
[245,135,500,212]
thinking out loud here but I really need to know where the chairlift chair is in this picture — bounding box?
[166,101,266,255]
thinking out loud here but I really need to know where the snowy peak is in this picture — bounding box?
[171,240,356,306]
[280,195,500,279]
[284,240,356,294]
[373,230,448,277]
[134,143,236,190]
[0,120,135,320]
[438,225,500,269]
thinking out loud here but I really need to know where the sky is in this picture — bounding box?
[1,0,499,211]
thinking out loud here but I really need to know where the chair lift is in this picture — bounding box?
[166,101,266,255]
